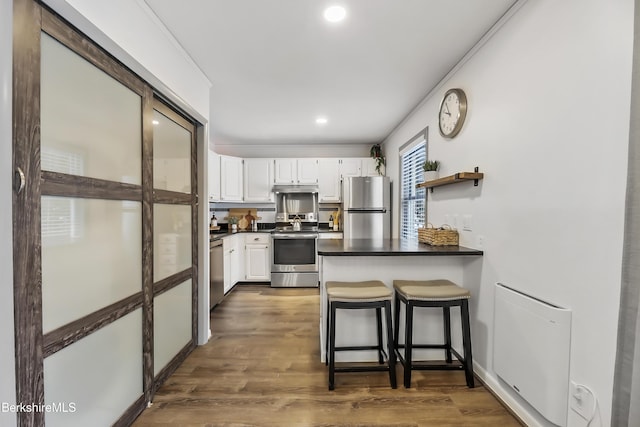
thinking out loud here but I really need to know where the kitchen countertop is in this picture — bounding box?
[317,238,483,256]
[210,229,274,241]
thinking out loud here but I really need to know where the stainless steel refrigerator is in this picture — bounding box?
[342,176,391,240]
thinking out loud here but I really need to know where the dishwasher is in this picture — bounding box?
[210,239,224,309]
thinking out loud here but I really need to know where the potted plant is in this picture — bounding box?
[422,160,440,182]
[228,216,238,232]
[370,143,386,175]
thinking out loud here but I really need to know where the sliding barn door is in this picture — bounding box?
[12,1,199,425]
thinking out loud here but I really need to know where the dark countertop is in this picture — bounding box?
[210,229,275,241]
[317,239,483,256]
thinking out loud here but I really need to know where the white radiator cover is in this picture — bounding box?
[494,283,572,427]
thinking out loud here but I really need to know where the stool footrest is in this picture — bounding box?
[334,365,391,373]
[335,345,383,352]
[396,343,448,350]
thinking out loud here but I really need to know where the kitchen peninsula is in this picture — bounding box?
[317,238,483,362]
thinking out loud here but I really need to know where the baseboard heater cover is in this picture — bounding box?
[493,283,572,427]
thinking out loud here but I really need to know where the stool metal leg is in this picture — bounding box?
[325,297,329,366]
[393,292,401,354]
[384,300,397,388]
[376,307,384,364]
[404,301,414,388]
[443,306,452,363]
[328,302,337,391]
[461,299,475,388]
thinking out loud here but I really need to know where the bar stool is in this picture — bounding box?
[325,280,397,390]
[393,279,474,388]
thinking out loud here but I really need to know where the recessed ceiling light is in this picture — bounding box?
[152,120,160,125]
[323,5,346,23]
[316,117,328,125]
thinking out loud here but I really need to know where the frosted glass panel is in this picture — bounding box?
[44,309,142,427]
[42,197,142,333]
[41,33,141,184]
[154,280,192,375]
[154,204,191,281]
[153,110,191,193]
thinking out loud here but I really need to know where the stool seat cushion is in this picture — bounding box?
[326,280,392,302]
[393,279,470,301]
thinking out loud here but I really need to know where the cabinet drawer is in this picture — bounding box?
[245,234,270,244]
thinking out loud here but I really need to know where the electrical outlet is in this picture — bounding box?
[453,214,459,230]
[476,235,485,248]
[570,381,595,420]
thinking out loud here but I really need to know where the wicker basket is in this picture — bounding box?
[418,224,459,246]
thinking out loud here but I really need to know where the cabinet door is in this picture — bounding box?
[243,158,273,202]
[208,151,221,201]
[340,158,361,178]
[220,155,243,201]
[297,158,319,184]
[361,157,383,176]
[245,244,270,281]
[223,250,232,293]
[231,242,242,284]
[274,158,296,184]
[318,159,341,202]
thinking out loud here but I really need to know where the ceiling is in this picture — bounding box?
[144,0,518,146]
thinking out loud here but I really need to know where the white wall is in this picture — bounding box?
[383,0,633,425]
[0,0,16,425]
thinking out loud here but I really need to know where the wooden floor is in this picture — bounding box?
[133,285,523,427]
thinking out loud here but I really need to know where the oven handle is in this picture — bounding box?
[272,233,318,239]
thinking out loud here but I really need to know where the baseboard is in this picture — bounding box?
[474,362,544,427]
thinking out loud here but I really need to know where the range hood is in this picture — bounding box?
[272,185,319,194]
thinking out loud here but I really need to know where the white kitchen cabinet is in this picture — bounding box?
[208,150,221,201]
[220,155,243,201]
[274,158,318,184]
[223,237,234,293]
[243,158,274,202]
[297,158,319,184]
[244,233,271,281]
[318,158,341,203]
[274,158,297,184]
[361,157,383,176]
[223,234,245,292]
[339,158,361,178]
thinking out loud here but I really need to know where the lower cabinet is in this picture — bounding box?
[223,234,245,293]
[245,233,271,281]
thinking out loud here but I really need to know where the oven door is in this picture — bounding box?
[271,234,318,272]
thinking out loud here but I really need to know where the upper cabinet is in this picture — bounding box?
[220,155,243,201]
[208,150,221,202]
[318,158,383,203]
[274,158,318,184]
[318,159,341,202]
[244,158,274,202]
[361,157,383,177]
[273,158,296,184]
[340,158,362,178]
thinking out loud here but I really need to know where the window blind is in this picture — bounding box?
[400,142,426,240]
[41,147,85,245]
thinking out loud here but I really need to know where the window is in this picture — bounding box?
[399,133,426,240]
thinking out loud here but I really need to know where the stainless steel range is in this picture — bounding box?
[270,186,319,288]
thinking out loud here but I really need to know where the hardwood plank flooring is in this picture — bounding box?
[133,285,523,427]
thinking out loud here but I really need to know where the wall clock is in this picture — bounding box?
[438,88,467,138]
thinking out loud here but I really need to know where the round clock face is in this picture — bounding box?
[439,88,467,138]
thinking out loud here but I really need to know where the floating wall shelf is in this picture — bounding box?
[416,167,484,193]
